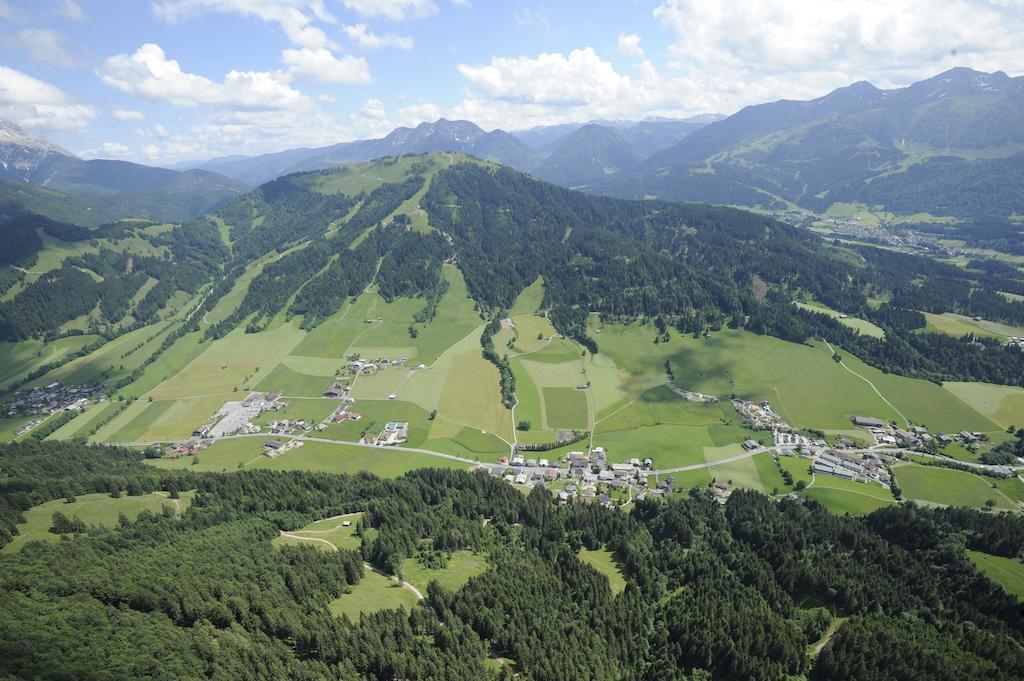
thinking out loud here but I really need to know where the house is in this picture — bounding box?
[539,458,549,467]
[514,473,528,485]
[544,469,558,481]
[264,440,283,450]
[193,425,212,438]
[629,457,642,468]
[323,387,345,398]
[852,416,885,428]
[937,434,954,445]
[643,458,653,469]
[742,439,760,451]
[361,434,376,445]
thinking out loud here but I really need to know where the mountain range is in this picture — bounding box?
[0,121,247,224]
[591,67,1024,217]
[4,67,1023,227]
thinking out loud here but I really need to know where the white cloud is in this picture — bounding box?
[458,48,631,106]
[617,34,644,59]
[56,0,86,21]
[343,24,413,50]
[97,43,308,109]
[360,97,386,118]
[79,141,134,160]
[652,0,1024,111]
[9,29,77,67]
[0,1,27,22]
[343,0,437,21]
[0,64,97,131]
[152,0,334,48]
[112,108,146,121]
[280,47,372,84]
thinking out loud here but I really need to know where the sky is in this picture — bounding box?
[0,0,1022,166]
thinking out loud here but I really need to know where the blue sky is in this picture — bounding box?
[1,0,1022,165]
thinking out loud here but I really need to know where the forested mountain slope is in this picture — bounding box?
[2,440,1024,680]
[195,154,1024,388]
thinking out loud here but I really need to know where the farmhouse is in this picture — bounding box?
[742,439,760,451]
[852,416,885,428]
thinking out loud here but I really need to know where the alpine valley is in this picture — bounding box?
[3,65,1024,681]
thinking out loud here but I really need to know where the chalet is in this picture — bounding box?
[193,425,212,438]
[937,433,954,445]
[643,458,653,469]
[742,439,760,451]
[514,473,528,485]
[544,468,558,481]
[323,387,345,398]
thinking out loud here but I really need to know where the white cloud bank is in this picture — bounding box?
[0,65,96,132]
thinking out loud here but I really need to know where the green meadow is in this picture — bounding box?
[146,437,472,475]
[327,569,419,621]
[578,547,627,595]
[966,550,1024,600]
[3,490,195,553]
[894,463,1014,510]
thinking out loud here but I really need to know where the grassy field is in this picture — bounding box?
[942,382,1024,430]
[542,387,589,430]
[804,480,895,515]
[966,550,1024,600]
[146,437,472,475]
[402,550,488,594]
[3,490,195,553]
[923,312,1024,340]
[509,277,545,316]
[795,301,885,338]
[272,513,364,552]
[0,335,101,388]
[591,322,998,433]
[327,568,419,621]
[256,363,334,397]
[578,547,626,595]
[894,463,1014,510]
[436,350,512,441]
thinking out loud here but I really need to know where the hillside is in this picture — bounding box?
[0,121,248,222]
[531,124,641,186]
[184,117,710,188]
[592,68,1024,218]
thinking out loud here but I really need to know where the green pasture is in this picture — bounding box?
[894,463,1013,510]
[509,277,545,316]
[3,490,195,553]
[590,322,997,433]
[256,363,334,397]
[943,382,1024,430]
[804,480,894,515]
[795,301,885,338]
[542,387,589,430]
[578,547,626,595]
[923,312,1024,340]
[967,550,1024,600]
[403,550,488,594]
[327,569,419,621]
[146,437,471,476]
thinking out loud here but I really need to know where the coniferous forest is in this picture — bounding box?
[1,440,1023,680]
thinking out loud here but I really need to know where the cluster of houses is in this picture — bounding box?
[773,430,813,452]
[733,398,790,431]
[5,381,104,420]
[487,446,660,506]
[266,418,317,435]
[810,450,894,487]
[263,439,303,457]
[193,392,286,439]
[168,438,210,459]
[331,409,362,423]
[361,421,409,446]
[853,415,989,452]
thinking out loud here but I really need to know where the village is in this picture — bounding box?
[3,381,107,437]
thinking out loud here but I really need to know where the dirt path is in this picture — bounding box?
[276,531,424,601]
[823,340,908,427]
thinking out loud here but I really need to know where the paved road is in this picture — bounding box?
[110,435,1021,478]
